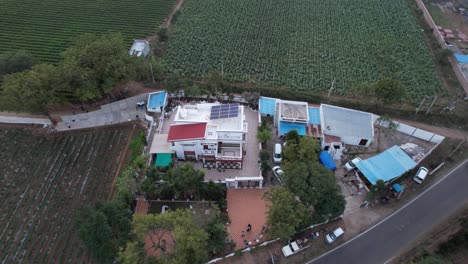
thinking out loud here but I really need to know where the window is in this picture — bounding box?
[359,139,368,146]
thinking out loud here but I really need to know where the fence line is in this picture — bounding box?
[374,115,445,144]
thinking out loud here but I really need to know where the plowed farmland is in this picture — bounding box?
[0,126,133,263]
[0,0,176,62]
[165,0,442,102]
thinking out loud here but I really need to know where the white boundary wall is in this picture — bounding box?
[373,114,445,144]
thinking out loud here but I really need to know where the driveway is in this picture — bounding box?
[56,93,149,131]
[307,159,468,264]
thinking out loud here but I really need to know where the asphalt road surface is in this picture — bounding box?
[307,160,468,264]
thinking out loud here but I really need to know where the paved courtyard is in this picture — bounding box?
[56,93,149,131]
[226,188,269,250]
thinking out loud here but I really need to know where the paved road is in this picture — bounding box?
[0,115,51,126]
[308,160,468,264]
[57,93,149,131]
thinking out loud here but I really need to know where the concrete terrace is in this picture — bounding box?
[56,93,149,131]
[199,107,261,181]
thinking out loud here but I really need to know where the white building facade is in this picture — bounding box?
[168,103,248,169]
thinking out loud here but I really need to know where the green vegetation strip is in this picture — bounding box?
[165,0,442,102]
[0,0,176,62]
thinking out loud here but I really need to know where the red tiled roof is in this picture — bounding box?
[324,134,341,143]
[167,123,207,141]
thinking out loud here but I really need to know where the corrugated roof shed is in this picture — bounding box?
[321,104,374,138]
[356,145,417,185]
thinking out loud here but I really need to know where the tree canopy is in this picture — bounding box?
[0,64,67,112]
[283,136,320,164]
[256,120,272,144]
[0,51,34,80]
[283,161,345,219]
[61,33,140,100]
[374,78,405,105]
[74,200,132,264]
[119,210,209,264]
[264,187,309,240]
[0,33,147,112]
[157,163,205,199]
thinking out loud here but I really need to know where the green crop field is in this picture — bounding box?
[0,126,132,263]
[165,0,442,102]
[0,0,175,63]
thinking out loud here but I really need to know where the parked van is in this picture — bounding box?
[273,143,282,163]
[325,227,344,244]
[413,167,429,184]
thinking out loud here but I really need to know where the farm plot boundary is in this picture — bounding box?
[0,125,133,263]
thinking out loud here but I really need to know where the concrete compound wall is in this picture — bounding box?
[415,0,468,95]
[374,115,445,144]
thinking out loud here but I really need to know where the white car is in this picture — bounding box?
[282,241,300,257]
[272,166,284,183]
[413,166,429,184]
[325,227,344,244]
[345,157,362,171]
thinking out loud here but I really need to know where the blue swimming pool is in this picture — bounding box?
[147,91,166,111]
[259,97,276,116]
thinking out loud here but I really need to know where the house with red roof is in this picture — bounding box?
[167,103,247,169]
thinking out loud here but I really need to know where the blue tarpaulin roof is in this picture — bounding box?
[308,107,321,125]
[279,121,306,136]
[320,151,336,170]
[259,97,276,116]
[392,183,403,193]
[356,146,416,185]
[455,54,468,63]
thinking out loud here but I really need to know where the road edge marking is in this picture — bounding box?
[305,159,468,264]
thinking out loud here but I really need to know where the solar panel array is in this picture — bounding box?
[210,104,239,120]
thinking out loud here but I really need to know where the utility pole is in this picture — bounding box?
[221,62,224,78]
[327,78,336,100]
[148,58,155,84]
[425,96,437,115]
[415,97,426,115]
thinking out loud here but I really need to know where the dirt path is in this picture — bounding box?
[163,0,184,28]
[107,124,136,200]
[146,0,185,42]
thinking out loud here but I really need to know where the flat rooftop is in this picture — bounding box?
[174,103,244,131]
[321,104,374,138]
[279,100,308,121]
